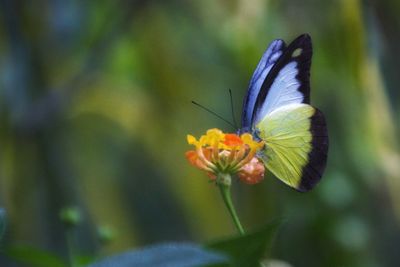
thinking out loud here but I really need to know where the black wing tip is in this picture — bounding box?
[289,34,312,51]
[297,108,329,192]
[296,33,312,42]
[273,34,311,47]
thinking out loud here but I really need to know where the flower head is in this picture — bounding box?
[185,128,265,185]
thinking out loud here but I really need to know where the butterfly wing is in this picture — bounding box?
[256,104,328,192]
[242,34,328,191]
[241,39,286,131]
[251,34,313,126]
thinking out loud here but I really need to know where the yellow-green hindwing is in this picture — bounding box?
[256,103,328,191]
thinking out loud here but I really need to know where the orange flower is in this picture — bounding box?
[223,134,243,147]
[185,128,265,184]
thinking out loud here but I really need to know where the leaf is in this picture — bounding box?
[205,221,281,267]
[76,254,96,266]
[88,242,228,267]
[5,245,67,267]
[0,208,6,242]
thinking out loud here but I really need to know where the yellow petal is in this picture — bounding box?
[241,133,264,149]
[200,128,224,147]
[187,135,197,145]
[240,133,253,142]
[206,128,224,136]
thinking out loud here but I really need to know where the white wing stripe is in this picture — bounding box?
[254,62,304,123]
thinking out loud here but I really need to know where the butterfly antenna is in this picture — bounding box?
[229,89,238,129]
[191,100,236,130]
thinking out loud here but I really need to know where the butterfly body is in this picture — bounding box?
[240,34,328,192]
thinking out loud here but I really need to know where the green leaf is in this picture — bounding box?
[205,221,281,267]
[88,242,228,267]
[5,245,67,267]
[0,209,6,242]
[76,254,96,266]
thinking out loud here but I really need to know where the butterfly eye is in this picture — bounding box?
[292,48,302,57]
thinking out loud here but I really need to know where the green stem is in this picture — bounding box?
[66,228,77,267]
[217,173,245,235]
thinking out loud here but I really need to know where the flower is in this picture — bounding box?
[185,128,265,185]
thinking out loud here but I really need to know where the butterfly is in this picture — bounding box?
[239,34,329,192]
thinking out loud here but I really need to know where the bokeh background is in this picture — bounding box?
[1,0,400,266]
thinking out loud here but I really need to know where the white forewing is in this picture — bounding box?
[242,39,286,129]
[254,61,303,124]
[248,50,282,110]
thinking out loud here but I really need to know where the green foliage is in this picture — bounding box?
[5,246,67,267]
[205,221,280,267]
[97,226,115,245]
[86,221,279,267]
[0,0,400,266]
[76,255,96,267]
[88,243,227,267]
[59,207,82,228]
[0,209,5,242]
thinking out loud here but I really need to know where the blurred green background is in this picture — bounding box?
[0,0,399,266]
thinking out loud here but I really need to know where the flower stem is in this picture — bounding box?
[66,228,77,267]
[217,173,245,235]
